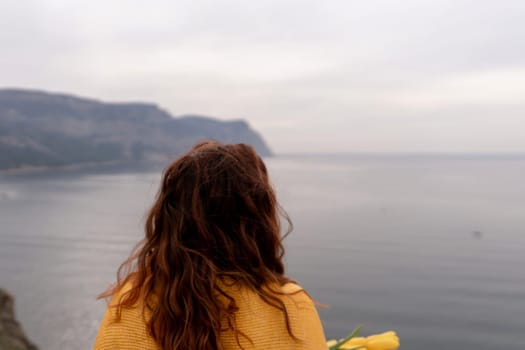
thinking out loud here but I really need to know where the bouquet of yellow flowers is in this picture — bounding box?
[326,326,400,350]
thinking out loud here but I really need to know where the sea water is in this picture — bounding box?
[0,155,524,350]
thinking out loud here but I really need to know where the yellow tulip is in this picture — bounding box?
[339,336,367,349]
[326,331,399,350]
[366,338,399,350]
[327,340,338,347]
[370,331,396,337]
[365,331,399,350]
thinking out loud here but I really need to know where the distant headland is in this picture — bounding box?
[0,89,272,171]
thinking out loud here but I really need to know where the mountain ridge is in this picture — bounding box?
[0,88,272,170]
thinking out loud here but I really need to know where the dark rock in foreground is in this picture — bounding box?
[0,88,272,170]
[0,289,38,350]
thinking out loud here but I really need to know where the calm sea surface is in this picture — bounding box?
[1,155,524,350]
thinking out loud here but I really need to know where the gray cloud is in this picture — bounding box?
[1,0,524,152]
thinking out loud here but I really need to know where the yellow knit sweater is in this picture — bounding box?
[93,282,327,349]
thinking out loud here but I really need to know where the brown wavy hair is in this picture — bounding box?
[100,140,298,350]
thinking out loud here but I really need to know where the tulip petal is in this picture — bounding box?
[338,336,366,349]
[366,336,400,350]
[326,340,337,347]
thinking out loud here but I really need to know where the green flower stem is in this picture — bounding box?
[328,325,363,350]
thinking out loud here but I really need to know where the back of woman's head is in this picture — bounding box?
[156,141,284,277]
[104,141,294,350]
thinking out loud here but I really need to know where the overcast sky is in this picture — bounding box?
[1,0,524,153]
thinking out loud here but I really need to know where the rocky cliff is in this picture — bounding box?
[0,89,272,170]
[0,289,38,350]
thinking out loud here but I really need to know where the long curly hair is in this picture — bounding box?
[100,141,297,350]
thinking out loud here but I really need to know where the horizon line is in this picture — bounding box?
[273,151,525,157]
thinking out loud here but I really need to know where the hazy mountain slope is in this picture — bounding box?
[0,89,271,170]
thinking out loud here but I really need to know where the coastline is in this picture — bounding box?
[0,159,166,176]
[0,153,277,176]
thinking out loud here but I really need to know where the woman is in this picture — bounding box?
[94,141,327,350]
